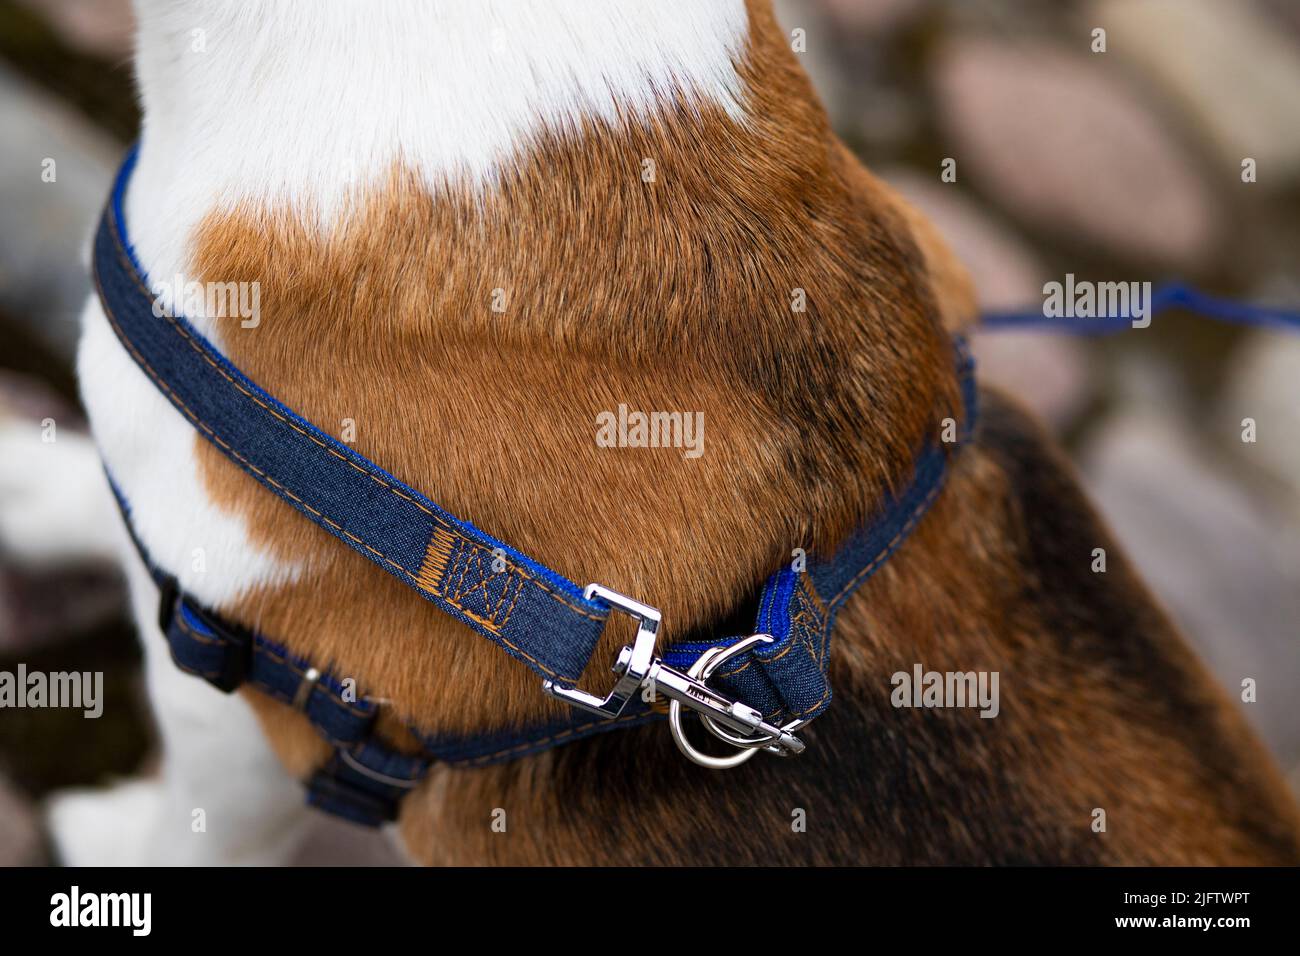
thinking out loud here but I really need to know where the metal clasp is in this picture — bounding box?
[664,635,808,769]
[542,584,661,719]
[541,584,808,769]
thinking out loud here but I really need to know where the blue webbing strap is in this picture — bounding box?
[94,149,613,690]
[655,341,977,729]
[107,480,425,826]
[92,147,974,801]
[424,349,974,764]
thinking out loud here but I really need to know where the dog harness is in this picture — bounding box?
[92,148,976,826]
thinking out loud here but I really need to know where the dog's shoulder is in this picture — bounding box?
[404,389,1300,866]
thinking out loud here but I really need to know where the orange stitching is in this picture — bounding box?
[715,581,825,679]
[442,598,504,636]
[416,526,456,594]
[717,628,820,681]
[436,542,507,635]
[830,477,944,607]
[794,576,832,665]
[498,574,525,630]
[789,681,832,718]
[438,583,518,636]
[448,547,522,631]
[802,575,830,616]
[449,546,483,603]
[173,612,221,646]
[715,657,756,679]
[764,624,820,665]
[446,537,470,595]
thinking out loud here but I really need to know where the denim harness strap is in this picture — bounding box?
[93,148,974,825]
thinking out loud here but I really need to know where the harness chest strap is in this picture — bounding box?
[93,147,976,824]
[105,503,429,826]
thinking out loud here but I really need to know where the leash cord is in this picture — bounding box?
[980,280,1300,335]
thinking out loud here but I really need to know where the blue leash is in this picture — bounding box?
[981,280,1300,336]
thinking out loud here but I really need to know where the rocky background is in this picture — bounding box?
[0,0,1297,865]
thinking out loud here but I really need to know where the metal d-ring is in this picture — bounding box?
[668,635,797,769]
[545,584,809,768]
[693,645,811,755]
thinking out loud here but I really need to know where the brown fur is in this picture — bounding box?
[397,391,1300,865]
[184,1,1299,862]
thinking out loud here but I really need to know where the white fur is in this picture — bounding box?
[59,0,751,864]
[79,299,301,612]
[126,0,750,331]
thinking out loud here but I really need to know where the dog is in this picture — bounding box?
[31,0,1300,864]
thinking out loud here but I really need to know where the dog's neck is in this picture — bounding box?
[127,0,751,311]
[112,0,967,748]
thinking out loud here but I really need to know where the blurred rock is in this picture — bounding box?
[1080,409,1300,777]
[0,371,124,650]
[854,85,921,152]
[820,0,925,34]
[773,0,849,128]
[1093,0,1300,182]
[0,774,43,865]
[0,368,81,426]
[933,36,1219,267]
[1220,329,1300,511]
[0,566,125,653]
[883,168,1048,311]
[0,62,117,364]
[1260,0,1300,37]
[970,330,1090,429]
[16,0,134,59]
[881,168,1091,427]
